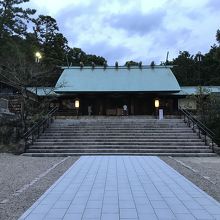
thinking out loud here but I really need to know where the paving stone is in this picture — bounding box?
[101,213,119,220]
[24,214,45,220]
[119,201,136,208]
[204,205,220,215]
[213,215,220,220]
[151,200,169,209]
[32,204,53,214]
[175,213,196,220]
[53,201,72,209]
[139,213,158,220]
[44,208,67,219]
[190,209,214,219]
[63,213,83,220]
[136,204,155,214]
[120,208,138,218]
[18,156,220,220]
[154,208,176,219]
[169,204,190,214]
[102,204,119,213]
[82,208,101,219]
[134,197,150,205]
[67,204,85,213]
[86,200,103,208]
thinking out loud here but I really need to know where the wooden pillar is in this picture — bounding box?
[130,95,134,115]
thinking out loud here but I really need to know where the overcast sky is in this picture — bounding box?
[27,0,220,65]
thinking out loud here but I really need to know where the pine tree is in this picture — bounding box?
[0,0,36,38]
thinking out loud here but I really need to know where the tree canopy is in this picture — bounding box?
[0,0,36,38]
[124,61,139,66]
[0,1,107,86]
[168,38,220,86]
[0,0,220,87]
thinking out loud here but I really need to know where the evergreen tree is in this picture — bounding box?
[216,29,220,44]
[33,15,70,66]
[170,51,197,85]
[0,0,36,38]
[124,61,139,66]
[33,15,59,44]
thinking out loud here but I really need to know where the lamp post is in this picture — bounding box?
[197,51,202,85]
[35,52,42,63]
[154,99,160,119]
[75,99,80,118]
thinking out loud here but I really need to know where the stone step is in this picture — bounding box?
[60,117,183,118]
[29,145,210,149]
[54,121,184,124]
[44,131,193,134]
[25,118,212,157]
[41,133,197,136]
[40,135,198,139]
[37,138,199,142]
[53,120,185,123]
[26,148,213,154]
[36,138,201,142]
[22,152,216,157]
[51,125,187,128]
[53,120,184,123]
[62,119,185,122]
[52,120,185,124]
[48,127,190,130]
[53,117,183,121]
[33,141,205,146]
[47,128,191,132]
[52,124,187,127]
[50,127,189,130]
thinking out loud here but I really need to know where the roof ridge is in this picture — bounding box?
[60,65,174,69]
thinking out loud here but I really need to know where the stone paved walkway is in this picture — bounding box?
[19,156,220,220]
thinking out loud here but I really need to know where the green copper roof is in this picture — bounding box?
[54,66,180,93]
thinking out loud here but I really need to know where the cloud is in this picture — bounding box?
[79,41,132,65]
[29,0,219,65]
[106,10,166,36]
[207,0,220,11]
[56,3,104,45]
[155,28,192,48]
[26,0,81,16]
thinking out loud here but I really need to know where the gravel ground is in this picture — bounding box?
[0,154,79,220]
[161,156,220,202]
[1,155,220,219]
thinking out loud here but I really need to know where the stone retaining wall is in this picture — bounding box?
[0,115,21,152]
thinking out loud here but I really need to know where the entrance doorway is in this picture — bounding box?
[105,96,129,116]
[134,96,154,115]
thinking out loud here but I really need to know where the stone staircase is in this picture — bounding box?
[23,117,216,157]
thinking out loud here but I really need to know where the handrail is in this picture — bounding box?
[23,106,58,149]
[181,108,215,137]
[179,107,219,150]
